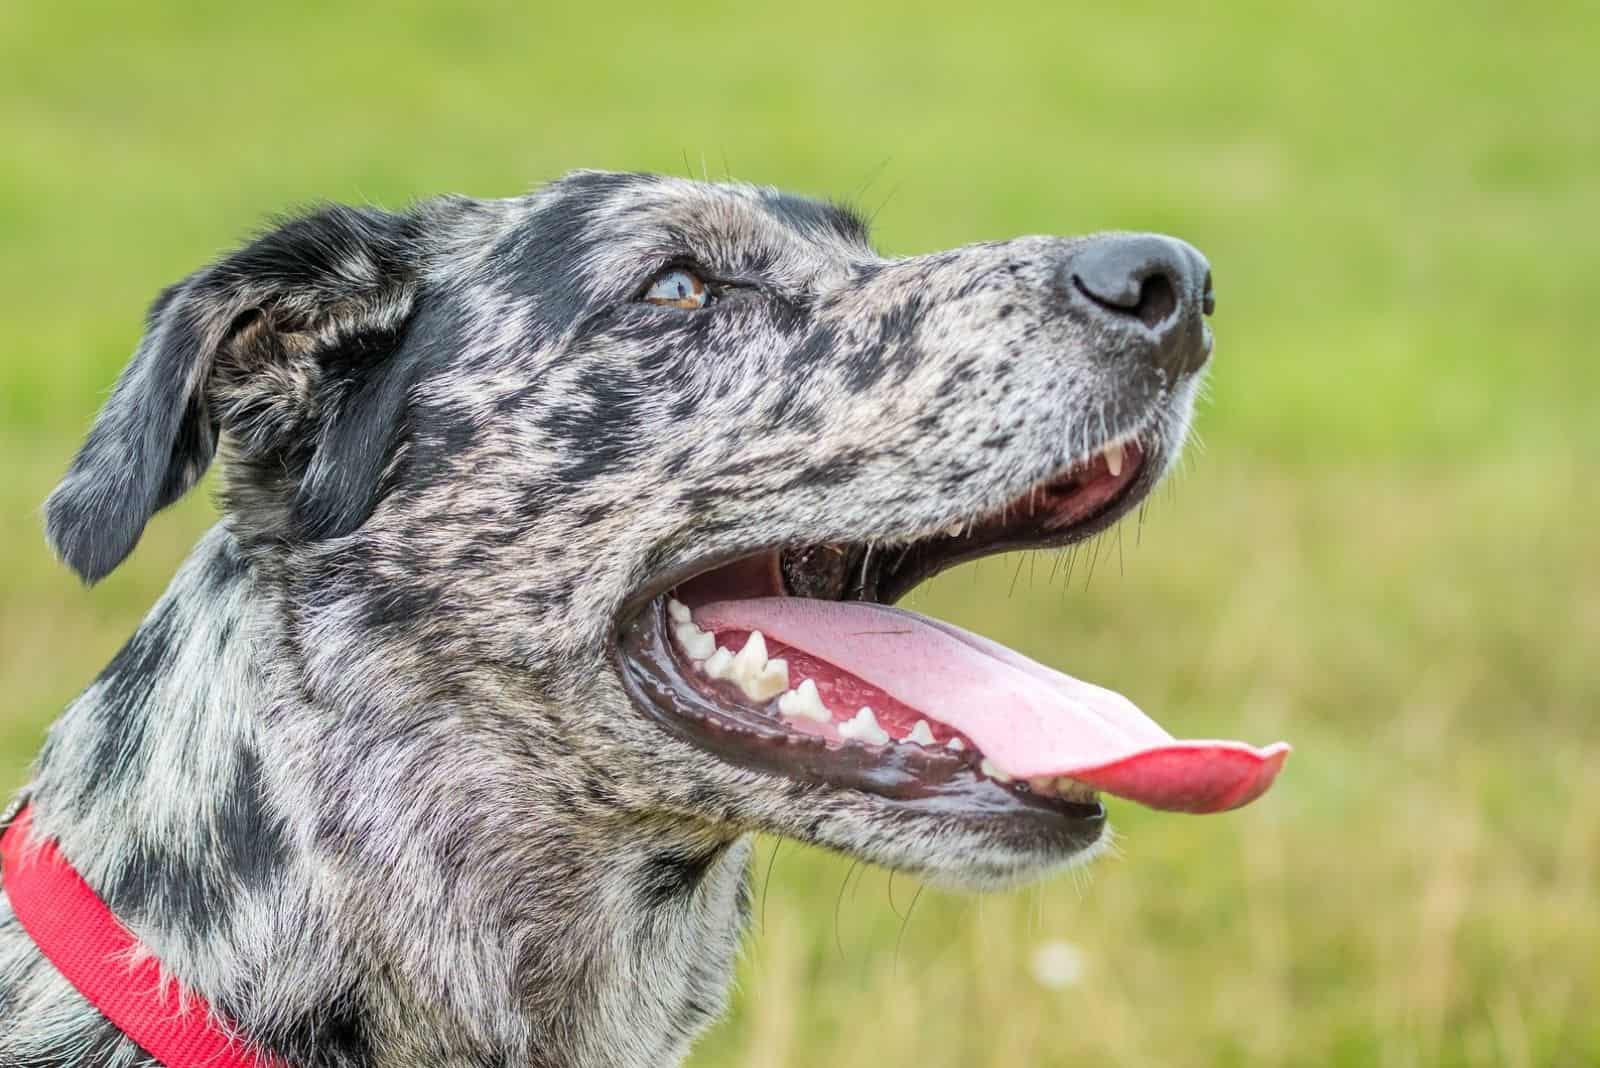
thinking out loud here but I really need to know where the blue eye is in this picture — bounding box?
[642,268,709,309]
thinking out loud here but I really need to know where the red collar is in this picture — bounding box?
[1,804,287,1068]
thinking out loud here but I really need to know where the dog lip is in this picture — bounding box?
[867,440,1157,605]
[616,548,768,629]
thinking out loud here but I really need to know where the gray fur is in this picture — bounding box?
[2,171,1210,1067]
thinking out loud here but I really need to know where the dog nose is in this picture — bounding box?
[1068,234,1214,376]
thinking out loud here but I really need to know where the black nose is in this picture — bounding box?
[1068,234,1214,375]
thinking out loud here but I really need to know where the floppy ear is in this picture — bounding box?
[45,205,425,584]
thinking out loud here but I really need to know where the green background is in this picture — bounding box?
[3,2,1596,1064]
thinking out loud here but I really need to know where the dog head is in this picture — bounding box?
[47,171,1282,891]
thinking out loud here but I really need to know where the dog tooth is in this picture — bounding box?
[945,522,965,538]
[742,658,790,702]
[980,758,1014,783]
[945,736,967,752]
[673,622,716,660]
[777,679,830,723]
[1056,777,1096,803]
[907,720,936,746]
[731,630,769,677]
[839,707,890,746]
[667,598,692,623]
[1103,442,1125,477]
[702,647,734,679]
[1028,776,1058,796]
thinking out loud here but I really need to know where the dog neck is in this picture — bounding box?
[1,527,753,1068]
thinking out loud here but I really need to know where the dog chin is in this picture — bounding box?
[765,786,1112,893]
[844,815,1113,893]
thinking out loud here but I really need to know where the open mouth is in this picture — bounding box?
[616,434,1289,829]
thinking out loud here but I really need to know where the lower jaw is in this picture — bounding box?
[614,599,1107,848]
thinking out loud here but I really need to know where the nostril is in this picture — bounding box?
[1073,269,1178,331]
[1201,271,1215,317]
[1132,271,1176,330]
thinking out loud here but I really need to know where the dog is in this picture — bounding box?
[0,171,1285,1067]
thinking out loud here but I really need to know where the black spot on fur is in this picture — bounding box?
[72,600,179,790]
[639,846,724,907]
[105,841,213,937]
[783,447,871,492]
[501,172,654,328]
[216,743,288,891]
[669,388,707,422]
[230,985,374,1068]
[212,617,237,655]
[839,297,926,391]
[758,194,871,248]
[543,378,648,485]
[102,742,283,939]
[203,537,249,586]
[732,864,754,924]
[785,323,838,375]
[877,298,923,350]
[843,347,887,391]
[760,292,813,336]
[937,356,983,392]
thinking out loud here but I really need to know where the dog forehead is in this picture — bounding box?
[515,171,872,289]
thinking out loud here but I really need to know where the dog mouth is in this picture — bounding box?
[615,434,1289,831]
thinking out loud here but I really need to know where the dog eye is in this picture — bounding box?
[642,268,710,310]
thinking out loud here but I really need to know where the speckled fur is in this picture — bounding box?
[0,171,1207,1067]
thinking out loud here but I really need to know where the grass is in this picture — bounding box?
[2,1,1596,1064]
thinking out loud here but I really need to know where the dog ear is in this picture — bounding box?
[45,205,424,584]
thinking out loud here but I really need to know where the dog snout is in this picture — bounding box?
[1067,234,1214,377]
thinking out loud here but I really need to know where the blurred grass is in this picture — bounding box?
[2,1,1596,1064]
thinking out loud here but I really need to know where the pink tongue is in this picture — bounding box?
[694,598,1289,814]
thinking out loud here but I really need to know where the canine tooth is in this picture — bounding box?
[1029,776,1058,796]
[673,622,715,660]
[839,707,890,746]
[777,679,830,723]
[945,736,967,751]
[1103,442,1125,477]
[702,647,734,679]
[945,522,965,538]
[980,758,1014,783]
[907,720,936,746]
[742,658,790,702]
[667,598,692,623]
